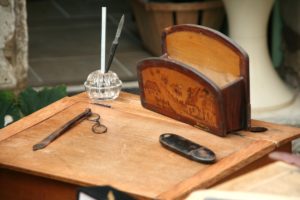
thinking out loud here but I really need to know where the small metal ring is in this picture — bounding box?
[87,113,100,122]
[92,122,107,134]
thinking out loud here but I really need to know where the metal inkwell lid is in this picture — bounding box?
[84,70,122,101]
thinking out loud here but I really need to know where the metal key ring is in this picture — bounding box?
[87,113,100,122]
[92,122,107,134]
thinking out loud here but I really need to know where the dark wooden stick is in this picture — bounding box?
[105,15,124,72]
[32,108,92,151]
[91,102,112,108]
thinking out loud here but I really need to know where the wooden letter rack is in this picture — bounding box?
[137,25,250,136]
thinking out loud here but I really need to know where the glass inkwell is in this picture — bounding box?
[85,70,122,101]
[85,8,124,102]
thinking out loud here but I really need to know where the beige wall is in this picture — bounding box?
[0,0,28,90]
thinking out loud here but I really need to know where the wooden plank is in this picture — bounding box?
[74,93,300,146]
[73,93,300,145]
[0,101,265,199]
[149,11,173,55]
[130,0,173,55]
[176,11,199,25]
[157,140,274,199]
[237,119,300,147]
[214,161,300,197]
[145,1,223,12]
[186,190,299,200]
[73,92,181,123]
[212,142,292,186]
[130,0,224,56]
[201,8,225,29]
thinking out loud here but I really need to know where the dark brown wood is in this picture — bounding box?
[0,167,146,200]
[144,0,223,12]
[137,25,250,136]
[0,168,77,200]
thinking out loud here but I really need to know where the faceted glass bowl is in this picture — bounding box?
[84,70,122,101]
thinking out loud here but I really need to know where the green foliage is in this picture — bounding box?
[0,86,67,128]
[0,91,21,128]
[19,86,67,116]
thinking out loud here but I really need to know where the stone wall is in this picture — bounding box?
[0,0,28,90]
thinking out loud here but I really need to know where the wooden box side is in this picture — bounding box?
[137,58,227,136]
[162,24,251,129]
[222,78,247,132]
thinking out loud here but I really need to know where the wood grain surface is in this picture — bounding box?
[138,25,250,136]
[164,28,241,87]
[0,92,299,199]
[138,59,224,135]
[214,161,300,197]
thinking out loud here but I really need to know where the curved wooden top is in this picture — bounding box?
[162,24,251,128]
[163,24,249,79]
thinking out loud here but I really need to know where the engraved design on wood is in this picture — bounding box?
[142,67,218,129]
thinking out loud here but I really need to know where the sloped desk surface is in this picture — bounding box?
[187,160,300,200]
[214,161,300,197]
[0,92,299,199]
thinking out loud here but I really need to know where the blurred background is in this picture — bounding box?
[27,0,300,94]
[26,0,149,94]
[2,0,298,95]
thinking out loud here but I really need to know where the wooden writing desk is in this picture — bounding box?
[0,92,299,200]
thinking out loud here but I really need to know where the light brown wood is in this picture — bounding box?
[157,140,274,199]
[165,31,240,87]
[212,142,292,186]
[186,190,299,200]
[0,92,299,199]
[214,161,300,197]
[0,101,259,198]
[235,120,300,147]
